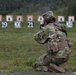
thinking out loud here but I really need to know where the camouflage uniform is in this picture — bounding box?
[33,11,72,73]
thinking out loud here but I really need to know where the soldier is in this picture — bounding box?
[32,11,72,73]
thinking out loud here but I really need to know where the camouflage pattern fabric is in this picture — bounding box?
[34,23,66,44]
[33,23,71,72]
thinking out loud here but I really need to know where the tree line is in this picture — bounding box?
[0,0,76,17]
[0,0,67,15]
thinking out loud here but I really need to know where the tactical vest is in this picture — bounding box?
[34,23,66,44]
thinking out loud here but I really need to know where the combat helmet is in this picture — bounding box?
[43,11,56,23]
[43,11,55,19]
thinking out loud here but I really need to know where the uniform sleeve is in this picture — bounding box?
[34,26,49,44]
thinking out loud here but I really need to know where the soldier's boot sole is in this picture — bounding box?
[32,63,38,69]
[48,63,65,73]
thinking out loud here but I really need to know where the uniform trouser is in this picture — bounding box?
[33,53,69,71]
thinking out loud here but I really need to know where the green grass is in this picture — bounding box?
[0,22,76,74]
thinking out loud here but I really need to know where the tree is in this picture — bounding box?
[67,0,76,16]
[0,0,67,15]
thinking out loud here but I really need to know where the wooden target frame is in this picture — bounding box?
[16,15,23,21]
[6,15,13,21]
[27,15,33,21]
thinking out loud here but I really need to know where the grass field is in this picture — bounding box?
[0,22,76,74]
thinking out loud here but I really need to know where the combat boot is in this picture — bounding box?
[48,63,65,73]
